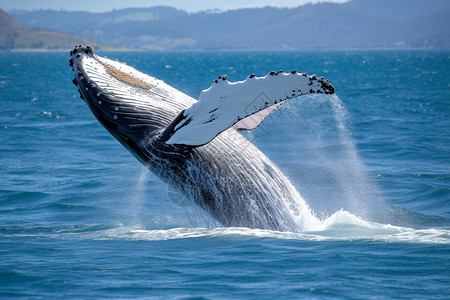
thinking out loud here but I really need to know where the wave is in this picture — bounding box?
[1,210,448,244]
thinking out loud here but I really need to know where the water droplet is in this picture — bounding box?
[115,107,118,111]
[80,76,84,80]
[98,101,102,104]
[97,92,101,97]
[114,115,117,119]
[85,87,88,91]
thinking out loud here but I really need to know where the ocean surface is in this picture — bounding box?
[0,50,449,299]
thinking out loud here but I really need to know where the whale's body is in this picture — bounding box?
[70,45,334,232]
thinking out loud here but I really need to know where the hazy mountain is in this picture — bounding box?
[8,0,450,50]
[10,6,187,35]
[0,8,111,50]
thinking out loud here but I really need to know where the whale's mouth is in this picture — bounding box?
[71,46,151,90]
[69,45,173,153]
[69,45,153,103]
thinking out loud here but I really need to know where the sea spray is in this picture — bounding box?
[258,94,385,223]
[129,166,149,228]
[269,94,383,231]
[328,94,385,219]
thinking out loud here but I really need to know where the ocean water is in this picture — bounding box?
[0,50,449,299]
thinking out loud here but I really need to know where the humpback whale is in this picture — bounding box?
[69,45,335,232]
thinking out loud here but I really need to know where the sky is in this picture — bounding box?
[1,0,349,13]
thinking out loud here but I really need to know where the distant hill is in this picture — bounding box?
[0,9,113,51]
[9,6,192,51]
[8,0,450,50]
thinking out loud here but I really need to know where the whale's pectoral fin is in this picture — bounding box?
[163,71,334,147]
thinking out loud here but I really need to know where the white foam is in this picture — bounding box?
[53,211,448,244]
[7,214,447,244]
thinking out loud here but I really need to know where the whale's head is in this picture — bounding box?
[70,45,194,160]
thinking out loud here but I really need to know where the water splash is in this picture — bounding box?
[129,166,149,229]
[259,94,385,224]
[327,94,385,219]
[8,215,447,244]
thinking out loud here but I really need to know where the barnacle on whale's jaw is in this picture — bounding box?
[70,45,107,105]
[69,45,91,102]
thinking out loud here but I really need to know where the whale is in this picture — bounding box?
[69,45,335,232]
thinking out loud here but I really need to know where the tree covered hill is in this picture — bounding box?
[0,8,114,51]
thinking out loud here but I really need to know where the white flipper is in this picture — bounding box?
[165,71,334,146]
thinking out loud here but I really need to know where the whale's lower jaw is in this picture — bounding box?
[70,45,317,232]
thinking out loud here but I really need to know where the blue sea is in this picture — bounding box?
[1,50,449,299]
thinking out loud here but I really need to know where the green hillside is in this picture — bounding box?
[0,8,112,50]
